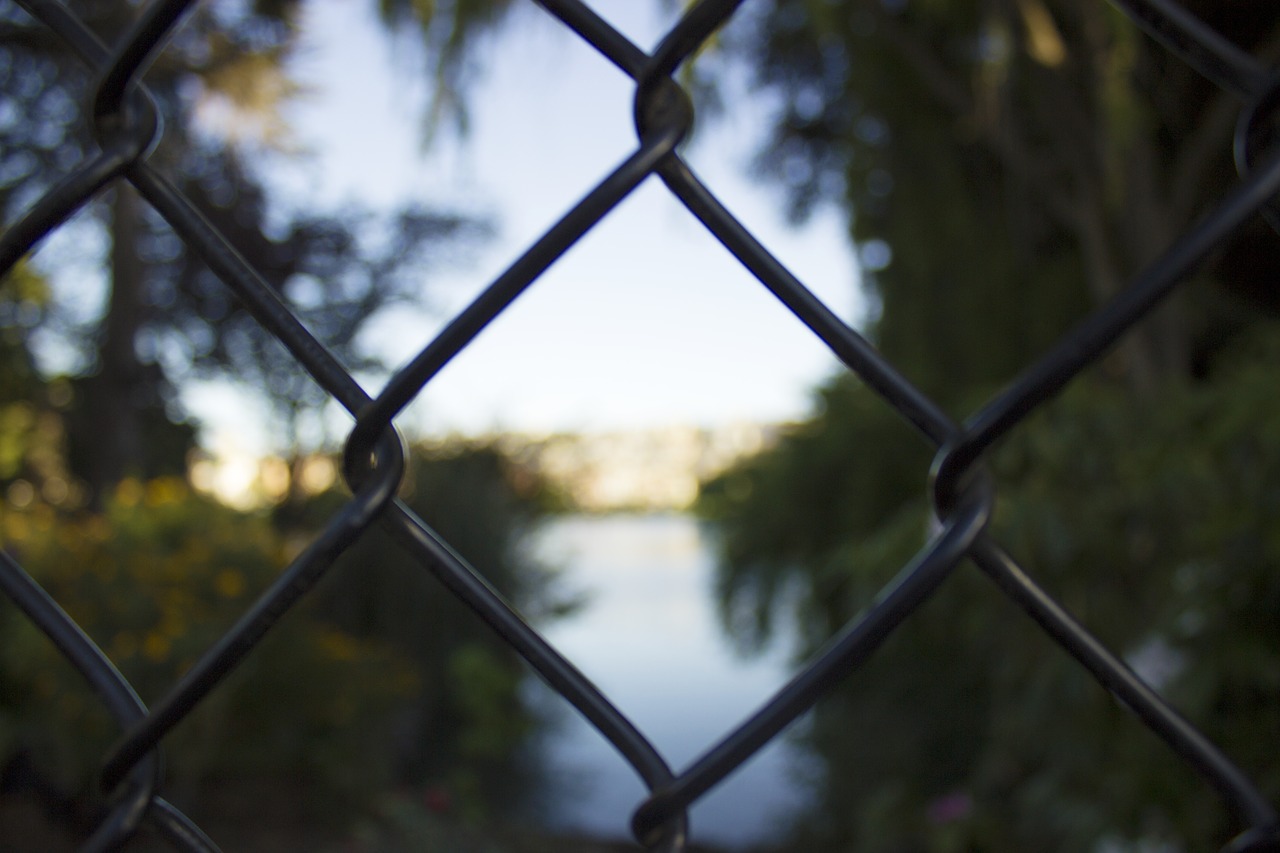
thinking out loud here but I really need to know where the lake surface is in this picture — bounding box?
[526,513,813,849]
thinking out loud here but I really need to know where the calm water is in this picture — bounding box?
[526,513,813,849]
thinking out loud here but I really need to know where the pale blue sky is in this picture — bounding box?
[189,0,864,448]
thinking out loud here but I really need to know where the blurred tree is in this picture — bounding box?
[737,0,1280,398]
[285,440,567,821]
[374,0,517,133]
[0,478,420,845]
[0,2,555,843]
[0,262,77,504]
[0,438,562,846]
[698,2,1280,850]
[0,0,485,500]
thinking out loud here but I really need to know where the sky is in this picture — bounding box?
[186,0,865,455]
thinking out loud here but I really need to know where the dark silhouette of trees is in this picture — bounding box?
[0,0,485,500]
[699,3,1280,850]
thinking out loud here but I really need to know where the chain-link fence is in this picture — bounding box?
[0,0,1277,850]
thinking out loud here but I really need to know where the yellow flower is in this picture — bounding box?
[142,632,170,662]
[111,632,138,660]
[115,478,143,507]
[4,512,28,542]
[213,569,245,599]
[145,478,186,507]
[316,629,359,662]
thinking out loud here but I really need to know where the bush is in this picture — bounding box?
[0,478,418,830]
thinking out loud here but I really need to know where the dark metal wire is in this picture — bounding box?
[1110,0,1270,97]
[0,0,1276,850]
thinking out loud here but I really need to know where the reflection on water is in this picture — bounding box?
[527,513,811,849]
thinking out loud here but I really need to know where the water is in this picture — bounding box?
[526,513,812,849]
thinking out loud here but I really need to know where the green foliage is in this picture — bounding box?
[340,790,519,853]
[699,377,930,649]
[702,333,1280,852]
[0,479,418,813]
[375,0,517,134]
[0,0,489,496]
[737,1,1280,396]
[0,437,563,842]
[984,334,1280,847]
[700,5,1280,848]
[291,440,565,820]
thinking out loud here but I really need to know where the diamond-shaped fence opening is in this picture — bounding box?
[0,0,1277,850]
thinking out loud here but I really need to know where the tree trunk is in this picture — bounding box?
[82,185,147,500]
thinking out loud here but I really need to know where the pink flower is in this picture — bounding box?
[423,785,453,814]
[927,791,973,824]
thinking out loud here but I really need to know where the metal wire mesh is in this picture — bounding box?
[0,0,1277,850]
